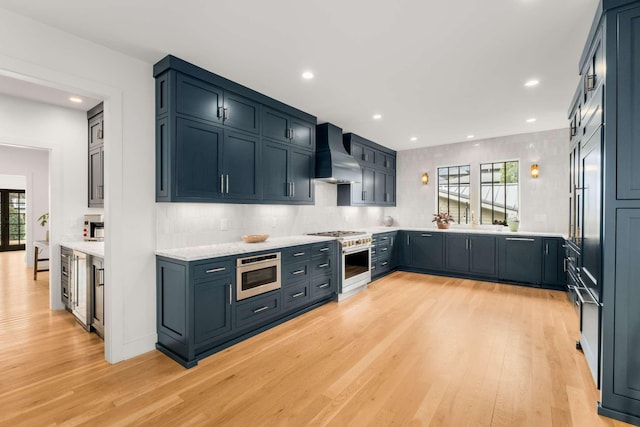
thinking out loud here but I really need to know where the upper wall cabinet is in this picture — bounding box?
[154,55,316,204]
[88,103,104,208]
[338,133,396,207]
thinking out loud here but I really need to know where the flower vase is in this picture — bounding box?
[437,222,450,230]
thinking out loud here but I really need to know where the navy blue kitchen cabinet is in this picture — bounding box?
[262,141,314,203]
[445,234,497,278]
[585,2,640,423]
[156,240,337,368]
[262,107,315,150]
[542,238,566,289]
[371,232,398,279]
[498,236,542,284]
[338,133,396,207]
[154,55,316,205]
[403,231,445,271]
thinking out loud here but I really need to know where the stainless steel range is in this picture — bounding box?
[308,231,373,300]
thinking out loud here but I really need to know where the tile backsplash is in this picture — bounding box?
[156,181,385,249]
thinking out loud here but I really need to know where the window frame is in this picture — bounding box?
[436,164,471,224]
[479,160,520,225]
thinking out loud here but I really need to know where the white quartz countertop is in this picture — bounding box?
[60,241,105,258]
[356,226,565,239]
[156,235,336,262]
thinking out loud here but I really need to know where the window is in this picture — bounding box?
[437,165,470,224]
[480,161,519,225]
[0,189,26,251]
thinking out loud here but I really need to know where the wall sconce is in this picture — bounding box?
[530,163,540,178]
[421,172,429,185]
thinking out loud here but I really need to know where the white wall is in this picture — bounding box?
[0,8,155,363]
[0,146,50,266]
[387,128,568,234]
[157,181,385,249]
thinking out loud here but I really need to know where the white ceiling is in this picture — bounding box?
[0,0,598,150]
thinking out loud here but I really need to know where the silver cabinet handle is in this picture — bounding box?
[381,248,388,252]
[253,306,269,313]
[563,258,568,272]
[319,283,330,289]
[223,107,229,121]
[505,237,535,242]
[381,261,388,266]
[292,269,305,275]
[545,243,549,255]
[290,128,294,140]
[220,174,224,194]
[421,234,432,237]
[226,174,229,194]
[229,284,232,305]
[292,292,305,298]
[217,106,224,119]
[319,247,329,252]
[292,182,295,198]
[574,286,600,306]
[381,237,389,241]
[206,267,226,273]
[293,252,305,257]
[469,239,472,250]
[318,263,329,268]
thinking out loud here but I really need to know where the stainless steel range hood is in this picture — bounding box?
[315,123,361,184]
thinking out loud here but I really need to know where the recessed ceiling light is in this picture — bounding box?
[372,114,382,120]
[410,136,418,142]
[69,96,83,103]
[301,71,314,80]
[524,79,540,87]
[526,118,537,123]
[467,135,474,139]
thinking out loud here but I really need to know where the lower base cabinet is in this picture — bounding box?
[156,240,337,368]
[498,236,543,284]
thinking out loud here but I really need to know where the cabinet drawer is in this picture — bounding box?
[281,245,311,263]
[311,241,334,257]
[235,291,281,329]
[311,275,334,300]
[282,260,309,286]
[282,282,310,310]
[310,256,332,277]
[193,260,233,282]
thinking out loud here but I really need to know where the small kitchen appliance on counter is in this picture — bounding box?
[83,214,104,241]
[307,231,373,300]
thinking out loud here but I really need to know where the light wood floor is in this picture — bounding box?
[0,250,633,427]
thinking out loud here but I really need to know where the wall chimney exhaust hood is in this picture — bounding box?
[315,123,361,184]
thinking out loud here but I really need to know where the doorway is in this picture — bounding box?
[0,189,26,251]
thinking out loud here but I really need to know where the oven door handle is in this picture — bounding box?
[342,245,372,254]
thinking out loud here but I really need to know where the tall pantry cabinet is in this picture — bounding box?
[572,1,640,424]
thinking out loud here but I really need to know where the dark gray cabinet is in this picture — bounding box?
[404,231,444,271]
[542,238,566,288]
[156,240,337,368]
[154,55,316,205]
[88,103,104,208]
[338,133,396,207]
[371,232,398,279]
[91,256,104,339]
[262,141,314,203]
[498,236,542,284]
[445,234,496,277]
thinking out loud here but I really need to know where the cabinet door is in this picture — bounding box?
[175,118,224,200]
[611,209,640,404]
[445,234,469,273]
[385,173,396,205]
[88,146,104,207]
[411,232,444,270]
[617,6,640,199]
[362,168,375,204]
[346,169,364,205]
[290,118,314,149]
[498,237,542,284]
[262,107,290,143]
[580,126,602,298]
[469,236,496,277]
[91,257,104,336]
[374,171,385,204]
[222,92,260,134]
[290,148,314,203]
[262,140,290,201]
[222,130,260,200]
[375,152,395,171]
[194,276,233,345]
[543,238,565,287]
[88,112,103,150]
[176,74,223,124]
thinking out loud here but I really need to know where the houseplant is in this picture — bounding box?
[432,212,454,229]
[38,212,49,241]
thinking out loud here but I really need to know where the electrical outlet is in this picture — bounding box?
[220,218,228,231]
